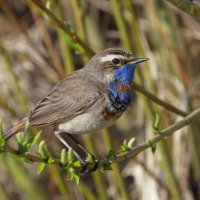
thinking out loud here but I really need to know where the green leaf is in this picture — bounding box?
[63,34,85,54]
[120,140,129,152]
[73,160,81,167]
[68,148,74,163]
[101,162,112,172]
[23,121,31,144]
[24,121,30,134]
[147,140,156,153]
[27,130,42,148]
[16,121,32,154]
[37,163,46,175]
[127,137,135,149]
[66,167,74,180]
[106,149,116,162]
[60,149,67,167]
[0,118,5,153]
[86,153,94,165]
[38,140,49,161]
[73,171,80,184]
[38,141,54,165]
[42,0,53,21]
[63,21,75,35]
[101,149,116,172]
[16,133,23,144]
[66,168,80,185]
[85,153,98,170]
[16,133,25,154]
[47,156,54,164]
[45,0,53,10]
[152,114,162,134]
[72,43,85,55]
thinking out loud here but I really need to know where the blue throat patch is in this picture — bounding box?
[109,63,136,105]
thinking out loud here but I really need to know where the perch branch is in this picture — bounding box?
[99,107,200,167]
[5,108,200,171]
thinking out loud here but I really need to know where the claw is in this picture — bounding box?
[79,155,99,174]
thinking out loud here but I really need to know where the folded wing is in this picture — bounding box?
[29,75,101,127]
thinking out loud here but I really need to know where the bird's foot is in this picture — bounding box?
[80,154,99,174]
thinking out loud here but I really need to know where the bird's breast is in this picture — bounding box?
[101,90,132,122]
[107,88,133,110]
[102,103,122,121]
[58,109,106,134]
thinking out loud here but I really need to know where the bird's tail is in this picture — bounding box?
[4,118,27,140]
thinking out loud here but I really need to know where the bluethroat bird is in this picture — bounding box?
[4,48,148,171]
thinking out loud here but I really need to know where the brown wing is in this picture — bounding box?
[28,74,101,127]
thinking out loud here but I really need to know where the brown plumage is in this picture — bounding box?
[4,48,148,142]
[28,72,102,127]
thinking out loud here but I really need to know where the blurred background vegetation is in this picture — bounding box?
[0,0,200,200]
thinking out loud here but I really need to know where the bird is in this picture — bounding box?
[4,48,148,170]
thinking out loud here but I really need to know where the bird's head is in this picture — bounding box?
[86,48,149,84]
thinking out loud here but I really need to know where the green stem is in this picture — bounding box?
[111,0,132,51]
[71,0,89,62]
[123,0,145,54]
[28,0,95,57]
[54,2,75,74]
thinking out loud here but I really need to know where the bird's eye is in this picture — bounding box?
[112,58,120,65]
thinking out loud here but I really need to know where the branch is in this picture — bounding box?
[99,107,200,167]
[8,148,61,165]
[4,108,200,172]
[132,82,188,117]
[166,0,200,23]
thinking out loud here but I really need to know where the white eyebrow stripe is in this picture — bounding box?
[100,54,125,62]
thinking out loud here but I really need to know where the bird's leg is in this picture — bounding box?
[54,131,98,172]
[54,131,84,164]
[67,134,92,155]
[66,134,99,171]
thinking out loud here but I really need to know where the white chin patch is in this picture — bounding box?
[100,54,125,62]
[104,73,114,82]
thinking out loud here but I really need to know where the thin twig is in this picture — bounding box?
[7,148,61,165]
[28,0,95,57]
[99,107,200,167]
[132,82,188,117]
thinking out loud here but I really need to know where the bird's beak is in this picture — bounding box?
[128,57,149,65]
